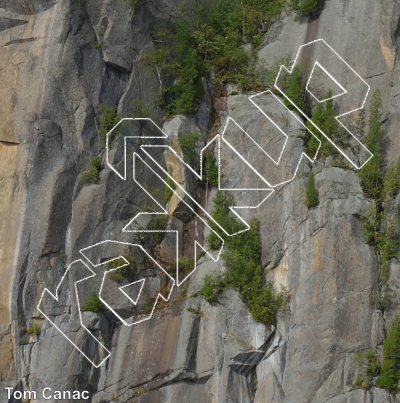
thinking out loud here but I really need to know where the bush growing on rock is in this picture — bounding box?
[383,162,400,198]
[98,104,120,147]
[107,257,136,283]
[352,346,380,387]
[202,191,288,324]
[289,0,324,16]
[305,172,319,208]
[376,315,400,389]
[132,99,152,118]
[164,167,175,203]
[177,133,206,166]
[359,89,384,200]
[202,153,218,187]
[142,0,286,115]
[306,90,342,158]
[81,292,105,313]
[284,65,307,114]
[81,156,102,185]
[148,214,167,244]
[26,322,41,335]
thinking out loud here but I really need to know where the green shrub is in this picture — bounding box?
[81,156,102,185]
[359,89,384,200]
[289,0,324,15]
[306,90,343,158]
[383,162,400,198]
[60,249,66,263]
[143,1,285,115]
[187,307,204,316]
[132,99,152,118]
[202,152,219,187]
[178,256,195,274]
[81,292,105,313]
[20,335,29,345]
[369,290,393,311]
[353,375,363,386]
[98,104,120,148]
[149,214,167,243]
[202,191,288,324]
[284,65,307,114]
[396,156,400,176]
[352,347,381,376]
[206,191,245,249]
[122,0,144,12]
[177,133,203,165]
[107,256,136,283]
[90,155,101,170]
[26,322,41,335]
[164,167,175,203]
[81,166,99,184]
[305,172,319,208]
[376,315,400,389]
[199,274,226,303]
[265,54,292,88]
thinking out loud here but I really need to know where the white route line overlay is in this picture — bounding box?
[274,38,372,169]
[37,259,111,368]
[39,38,374,367]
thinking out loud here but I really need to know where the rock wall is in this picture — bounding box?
[1,0,400,402]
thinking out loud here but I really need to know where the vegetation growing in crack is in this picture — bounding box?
[306,89,350,159]
[305,171,319,208]
[202,152,219,187]
[81,292,105,313]
[376,314,400,389]
[81,155,102,185]
[352,346,380,389]
[98,104,120,148]
[358,89,400,311]
[187,307,204,316]
[106,256,136,283]
[148,214,167,244]
[199,190,289,324]
[177,133,205,166]
[353,315,400,390]
[131,99,152,119]
[26,322,41,336]
[122,0,145,13]
[289,0,324,16]
[284,65,307,114]
[164,166,175,203]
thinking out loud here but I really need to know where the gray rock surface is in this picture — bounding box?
[1,0,400,402]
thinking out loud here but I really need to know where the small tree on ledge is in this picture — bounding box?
[305,172,319,208]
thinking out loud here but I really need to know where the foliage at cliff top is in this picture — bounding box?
[289,0,324,16]
[142,0,286,116]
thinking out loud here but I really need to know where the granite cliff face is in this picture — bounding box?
[1,0,400,402]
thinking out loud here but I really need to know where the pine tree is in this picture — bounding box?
[359,89,384,199]
[383,162,400,198]
[289,0,324,15]
[396,156,400,177]
[305,172,319,207]
[376,315,400,388]
[307,101,324,152]
[285,65,307,113]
